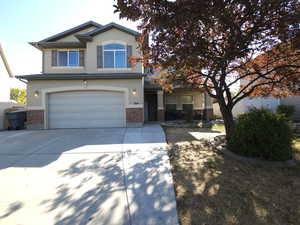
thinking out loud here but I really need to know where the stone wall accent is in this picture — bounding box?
[157,109,165,121]
[126,108,144,123]
[26,110,44,129]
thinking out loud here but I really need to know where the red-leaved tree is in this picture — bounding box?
[115,0,300,139]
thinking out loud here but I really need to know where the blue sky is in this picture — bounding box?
[0,0,138,87]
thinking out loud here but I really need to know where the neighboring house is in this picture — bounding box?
[16,21,213,129]
[229,96,300,120]
[280,96,300,120]
[213,85,300,119]
[0,43,23,129]
[231,97,280,117]
[0,43,13,101]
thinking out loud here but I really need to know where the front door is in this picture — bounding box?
[145,93,157,121]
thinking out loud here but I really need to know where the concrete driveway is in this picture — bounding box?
[0,124,178,225]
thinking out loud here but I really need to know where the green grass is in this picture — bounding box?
[211,123,225,133]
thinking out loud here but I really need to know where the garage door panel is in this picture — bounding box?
[49,105,124,113]
[50,119,125,129]
[48,91,125,129]
[49,112,124,120]
[50,96,124,105]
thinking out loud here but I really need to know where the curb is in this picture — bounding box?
[215,146,299,168]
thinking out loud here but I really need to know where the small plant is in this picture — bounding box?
[211,123,225,133]
[276,104,295,118]
[228,108,293,161]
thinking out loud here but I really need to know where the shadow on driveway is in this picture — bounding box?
[0,125,178,225]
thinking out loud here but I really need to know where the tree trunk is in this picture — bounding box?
[218,100,235,140]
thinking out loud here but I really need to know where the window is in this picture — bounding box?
[103,44,127,68]
[166,104,177,111]
[166,95,177,104]
[181,95,193,104]
[57,50,79,67]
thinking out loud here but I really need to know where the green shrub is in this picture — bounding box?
[228,108,293,161]
[276,104,295,118]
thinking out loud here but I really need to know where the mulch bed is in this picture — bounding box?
[164,127,300,225]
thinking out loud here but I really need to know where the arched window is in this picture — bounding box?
[103,44,127,68]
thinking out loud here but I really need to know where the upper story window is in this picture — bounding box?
[103,44,127,68]
[58,50,79,67]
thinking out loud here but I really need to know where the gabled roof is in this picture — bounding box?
[0,43,13,78]
[85,22,140,37]
[29,21,140,50]
[38,21,102,43]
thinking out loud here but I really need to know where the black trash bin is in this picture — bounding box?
[5,111,26,130]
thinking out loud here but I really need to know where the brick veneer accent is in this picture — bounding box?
[26,110,44,125]
[126,108,143,123]
[157,109,165,121]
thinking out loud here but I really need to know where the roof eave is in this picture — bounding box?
[29,42,42,50]
[87,23,140,38]
[29,42,86,49]
[16,73,145,80]
[75,34,93,42]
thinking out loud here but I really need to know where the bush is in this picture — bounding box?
[10,88,26,104]
[228,108,293,161]
[276,104,295,118]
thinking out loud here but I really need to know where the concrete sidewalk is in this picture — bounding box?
[0,124,178,225]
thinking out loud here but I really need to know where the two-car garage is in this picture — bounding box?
[48,91,125,129]
[16,75,144,129]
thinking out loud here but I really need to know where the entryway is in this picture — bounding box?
[144,92,158,121]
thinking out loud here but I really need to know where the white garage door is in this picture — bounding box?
[48,91,125,129]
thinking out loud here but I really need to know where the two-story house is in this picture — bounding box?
[16,21,213,129]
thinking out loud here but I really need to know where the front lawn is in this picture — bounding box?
[211,123,226,133]
[165,127,300,225]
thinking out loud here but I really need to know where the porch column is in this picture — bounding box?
[157,90,165,121]
[203,92,213,120]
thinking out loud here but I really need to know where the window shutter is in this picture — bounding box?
[97,45,103,68]
[79,50,85,66]
[127,45,132,68]
[51,50,57,66]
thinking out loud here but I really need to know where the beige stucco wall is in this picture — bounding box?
[86,28,142,73]
[27,79,143,109]
[43,28,142,74]
[165,89,209,110]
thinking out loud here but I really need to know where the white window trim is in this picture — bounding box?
[56,49,80,67]
[97,68,131,71]
[103,44,127,69]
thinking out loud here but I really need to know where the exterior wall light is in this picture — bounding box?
[34,91,39,97]
[132,89,137,96]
